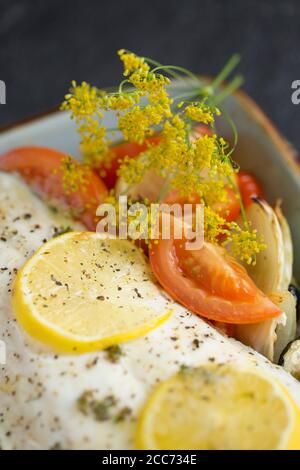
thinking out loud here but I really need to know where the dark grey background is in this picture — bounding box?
[1,0,300,150]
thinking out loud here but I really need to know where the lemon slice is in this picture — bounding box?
[136,364,300,450]
[13,232,171,353]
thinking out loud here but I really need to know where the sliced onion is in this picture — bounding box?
[235,314,280,361]
[275,202,293,290]
[271,290,297,363]
[242,198,285,293]
[235,291,296,361]
[235,199,295,362]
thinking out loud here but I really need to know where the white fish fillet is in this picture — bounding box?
[0,172,300,450]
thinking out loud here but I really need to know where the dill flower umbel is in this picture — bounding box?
[185,102,220,125]
[118,49,150,76]
[62,49,264,264]
[61,81,109,168]
[226,227,266,265]
[58,155,90,194]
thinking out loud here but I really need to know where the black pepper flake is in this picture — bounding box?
[86,357,99,369]
[104,344,123,363]
[96,295,105,301]
[134,287,142,298]
[50,274,63,287]
[53,226,72,238]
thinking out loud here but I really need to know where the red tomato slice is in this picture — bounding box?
[164,189,200,206]
[0,146,107,230]
[213,187,240,222]
[149,216,280,324]
[238,172,264,207]
[164,186,240,223]
[98,136,161,189]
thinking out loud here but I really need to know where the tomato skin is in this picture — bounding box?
[193,123,213,138]
[210,187,240,222]
[98,136,161,189]
[164,189,200,206]
[165,173,263,224]
[0,147,107,230]
[238,172,264,207]
[164,186,240,223]
[149,217,281,324]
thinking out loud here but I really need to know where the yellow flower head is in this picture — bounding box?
[62,81,102,121]
[204,206,230,243]
[118,107,152,144]
[193,134,218,170]
[129,70,170,92]
[118,153,151,185]
[62,82,109,167]
[226,227,266,265]
[101,91,143,111]
[118,49,150,76]
[57,155,90,195]
[185,102,220,125]
[118,102,170,144]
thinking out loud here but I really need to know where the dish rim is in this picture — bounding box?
[1,89,299,180]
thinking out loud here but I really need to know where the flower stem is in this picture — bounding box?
[211,75,244,106]
[151,65,201,82]
[228,174,249,230]
[210,54,241,90]
[157,173,173,202]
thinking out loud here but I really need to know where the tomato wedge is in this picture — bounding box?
[0,146,107,230]
[164,186,240,223]
[149,216,280,324]
[213,187,240,222]
[238,172,264,207]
